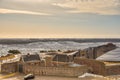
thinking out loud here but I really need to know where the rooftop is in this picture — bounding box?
[21,54,41,62]
[53,54,70,62]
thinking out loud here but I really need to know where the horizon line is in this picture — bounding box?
[0,37,120,39]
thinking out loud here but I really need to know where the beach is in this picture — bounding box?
[0,73,120,80]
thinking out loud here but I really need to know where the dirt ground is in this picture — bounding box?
[1,74,120,80]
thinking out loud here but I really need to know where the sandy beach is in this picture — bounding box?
[1,73,120,80]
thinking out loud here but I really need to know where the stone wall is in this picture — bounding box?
[74,57,106,75]
[2,60,120,76]
[44,56,54,67]
[1,62,18,73]
[94,43,116,59]
[80,43,117,59]
[106,65,120,75]
[23,62,88,77]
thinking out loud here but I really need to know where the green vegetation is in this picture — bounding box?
[40,50,58,53]
[58,50,61,52]
[40,50,47,53]
[8,50,21,54]
[48,50,56,52]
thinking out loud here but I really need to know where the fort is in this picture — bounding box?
[0,43,120,77]
[1,53,88,77]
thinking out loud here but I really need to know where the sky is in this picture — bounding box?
[0,0,120,38]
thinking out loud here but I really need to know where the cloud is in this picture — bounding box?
[0,0,120,15]
[0,0,57,15]
[0,8,51,15]
[1,0,51,3]
[52,0,120,15]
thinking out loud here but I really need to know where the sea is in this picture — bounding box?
[0,38,120,56]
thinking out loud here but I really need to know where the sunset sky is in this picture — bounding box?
[0,0,120,38]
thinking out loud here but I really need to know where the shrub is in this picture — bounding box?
[8,50,21,54]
